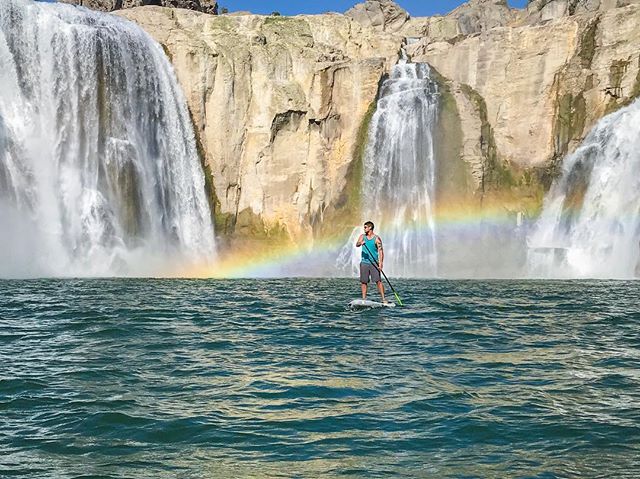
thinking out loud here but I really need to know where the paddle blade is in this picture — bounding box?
[394,292,403,306]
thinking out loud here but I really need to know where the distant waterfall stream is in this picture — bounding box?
[528,99,640,278]
[0,0,215,277]
[338,62,439,277]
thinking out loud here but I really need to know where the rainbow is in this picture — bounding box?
[181,198,540,278]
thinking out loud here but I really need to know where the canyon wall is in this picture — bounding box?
[117,0,640,241]
[118,7,401,247]
[409,2,640,202]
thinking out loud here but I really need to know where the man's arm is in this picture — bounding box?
[356,234,364,247]
[376,237,384,269]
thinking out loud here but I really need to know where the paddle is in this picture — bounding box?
[361,240,403,306]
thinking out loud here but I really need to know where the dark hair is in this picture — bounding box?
[364,221,374,230]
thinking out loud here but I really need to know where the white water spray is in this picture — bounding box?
[0,0,215,277]
[528,99,640,278]
[338,62,439,277]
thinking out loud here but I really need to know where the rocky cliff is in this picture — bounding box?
[114,0,640,248]
[118,7,401,248]
[345,0,409,32]
[60,0,217,15]
[408,0,640,211]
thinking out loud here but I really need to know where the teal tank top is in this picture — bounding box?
[361,235,379,265]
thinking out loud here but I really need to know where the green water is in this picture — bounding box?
[1,279,639,478]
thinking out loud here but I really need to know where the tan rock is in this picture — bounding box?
[409,5,640,169]
[119,1,640,240]
[447,0,515,35]
[118,7,401,242]
[525,0,569,23]
[345,0,409,32]
[400,0,514,43]
[520,0,640,25]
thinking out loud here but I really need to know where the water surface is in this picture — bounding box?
[1,279,639,477]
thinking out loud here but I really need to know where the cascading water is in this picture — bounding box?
[528,99,640,278]
[338,62,439,277]
[0,0,215,277]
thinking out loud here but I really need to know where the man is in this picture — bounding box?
[355,221,386,302]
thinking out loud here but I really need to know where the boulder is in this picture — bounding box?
[448,0,515,35]
[345,0,409,32]
[400,0,515,44]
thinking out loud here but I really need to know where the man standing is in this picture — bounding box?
[356,221,386,302]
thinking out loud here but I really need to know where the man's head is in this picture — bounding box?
[364,221,374,233]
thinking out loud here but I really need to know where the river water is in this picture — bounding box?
[1,279,639,477]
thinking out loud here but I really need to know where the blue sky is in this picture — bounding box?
[220,0,529,16]
[40,0,530,17]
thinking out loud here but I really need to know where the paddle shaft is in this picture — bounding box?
[361,240,403,306]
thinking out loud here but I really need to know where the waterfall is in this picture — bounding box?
[338,62,439,277]
[0,0,215,277]
[528,99,640,278]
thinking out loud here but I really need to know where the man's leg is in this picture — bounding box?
[376,280,386,302]
[359,263,368,299]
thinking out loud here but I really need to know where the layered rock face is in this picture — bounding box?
[118,8,400,245]
[345,0,409,32]
[449,0,514,35]
[60,0,217,15]
[400,0,515,43]
[107,0,640,246]
[523,0,640,24]
[343,0,639,206]
[409,2,640,193]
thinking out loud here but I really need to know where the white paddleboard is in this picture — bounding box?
[349,299,396,309]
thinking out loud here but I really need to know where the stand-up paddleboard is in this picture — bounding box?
[349,299,396,309]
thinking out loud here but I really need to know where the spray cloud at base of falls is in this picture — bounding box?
[0,0,215,277]
[528,98,640,279]
[337,61,439,278]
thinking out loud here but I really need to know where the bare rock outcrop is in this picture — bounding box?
[59,0,218,14]
[409,2,640,184]
[522,0,640,24]
[345,0,409,32]
[401,0,515,44]
[448,0,515,35]
[119,7,401,244]
[117,0,640,241]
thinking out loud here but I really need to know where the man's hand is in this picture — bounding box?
[356,234,364,247]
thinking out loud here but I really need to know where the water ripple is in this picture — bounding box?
[1,279,639,477]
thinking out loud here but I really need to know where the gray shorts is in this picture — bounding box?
[360,262,381,283]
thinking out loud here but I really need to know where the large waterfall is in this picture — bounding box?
[339,62,439,277]
[528,99,640,278]
[0,0,215,277]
